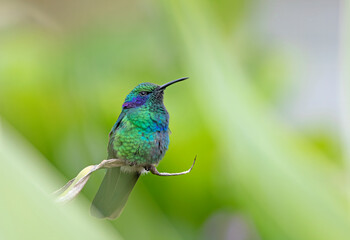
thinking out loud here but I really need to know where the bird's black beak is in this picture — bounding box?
[158,77,188,91]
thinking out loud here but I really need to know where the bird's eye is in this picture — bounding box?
[139,91,149,96]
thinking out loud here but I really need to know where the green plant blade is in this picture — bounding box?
[0,119,122,240]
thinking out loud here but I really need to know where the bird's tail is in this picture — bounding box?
[91,167,140,219]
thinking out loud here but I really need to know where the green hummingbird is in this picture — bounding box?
[91,77,188,219]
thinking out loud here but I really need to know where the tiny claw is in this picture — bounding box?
[144,165,151,171]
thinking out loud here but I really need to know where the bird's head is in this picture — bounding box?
[122,77,188,109]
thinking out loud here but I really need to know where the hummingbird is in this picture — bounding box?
[91,77,188,219]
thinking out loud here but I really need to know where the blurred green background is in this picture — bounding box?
[0,0,349,239]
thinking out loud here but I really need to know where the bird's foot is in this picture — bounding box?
[144,165,152,171]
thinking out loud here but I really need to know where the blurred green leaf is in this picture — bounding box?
[0,119,121,240]
[161,0,350,239]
